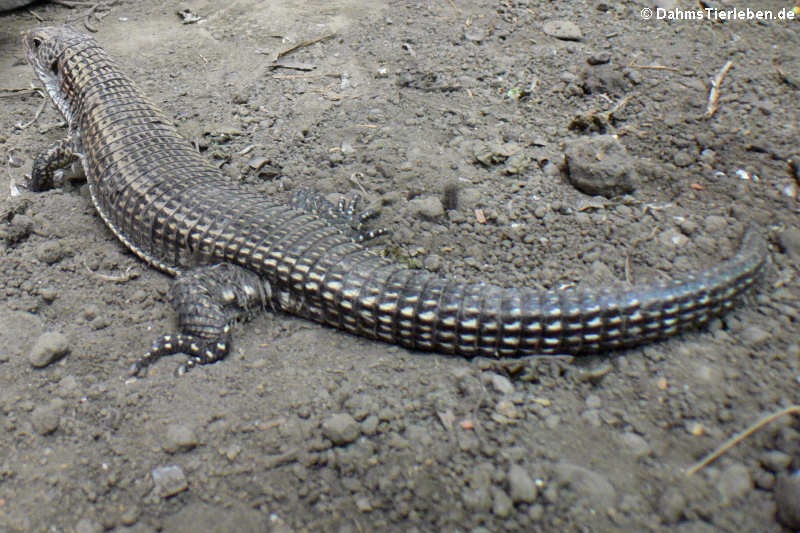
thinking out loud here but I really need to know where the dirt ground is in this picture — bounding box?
[1,1,799,531]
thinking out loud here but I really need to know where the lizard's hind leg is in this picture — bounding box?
[129,263,269,376]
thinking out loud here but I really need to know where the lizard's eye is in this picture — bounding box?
[32,37,42,48]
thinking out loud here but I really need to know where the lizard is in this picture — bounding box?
[22,26,767,376]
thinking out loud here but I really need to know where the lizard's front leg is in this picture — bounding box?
[28,137,84,191]
[130,263,270,376]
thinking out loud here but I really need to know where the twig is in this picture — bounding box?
[628,63,679,72]
[15,96,47,130]
[686,405,800,476]
[704,59,733,119]
[268,33,336,63]
[84,260,138,283]
[0,88,39,98]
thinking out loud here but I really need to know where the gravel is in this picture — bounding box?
[28,331,69,368]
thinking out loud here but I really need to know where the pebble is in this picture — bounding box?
[704,214,728,233]
[619,432,651,457]
[673,150,694,168]
[657,486,686,524]
[322,413,360,445]
[658,228,690,248]
[162,502,266,533]
[775,471,800,529]
[584,394,602,409]
[163,424,198,453]
[740,325,770,345]
[361,415,379,436]
[35,240,65,264]
[491,487,513,517]
[716,462,751,502]
[564,135,638,197]
[463,486,492,512]
[151,465,188,498]
[456,187,482,211]
[423,253,442,272]
[553,462,616,509]
[31,403,61,435]
[699,148,716,164]
[508,464,537,503]
[587,51,611,65]
[489,374,514,395]
[28,331,69,368]
[463,25,487,42]
[777,226,800,260]
[760,450,792,473]
[408,196,445,219]
[355,496,373,512]
[542,20,583,41]
[75,518,103,533]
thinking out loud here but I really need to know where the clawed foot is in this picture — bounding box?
[128,331,231,377]
[291,187,388,243]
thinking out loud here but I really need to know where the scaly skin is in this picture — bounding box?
[23,26,767,374]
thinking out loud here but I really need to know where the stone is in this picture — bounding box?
[554,462,616,509]
[322,413,360,445]
[775,471,800,529]
[564,135,638,197]
[409,196,445,219]
[151,465,188,498]
[716,462,751,502]
[28,331,69,368]
[163,424,198,454]
[542,20,583,41]
[508,464,537,503]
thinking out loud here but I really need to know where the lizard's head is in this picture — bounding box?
[23,26,94,123]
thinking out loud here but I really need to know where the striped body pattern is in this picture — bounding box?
[24,26,767,369]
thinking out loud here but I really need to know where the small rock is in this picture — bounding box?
[463,486,492,512]
[35,240,65,264]
[491,487,513,517]
[740,325,770,345]
[775,471,800,529]
[699,149,716,165]
[322,413,360,445]
[424,254,442,272]
[658,486,686,524]
[28,331,69,368]
[544,414,560,429]
[409,196,445,219]
[704,215,728,233]
[673,150,694,168]
[490,374,514,395]
[162,502,266,533]
[75,517,103,533]
[619,432,651,457]
[508,464,538,503]
[355,496,372,512]
[716,462,751,502]
[163,424,198,454]
[361,415,379,436]
[542,20,583,41]
[456,187,482,211]
[151,465,188,498]
[564,135,638,197]
[31,403,61,435]
[463,25,487,42]
[760,450,792,473]
[584,394,602,409]
[777,227,800,260]
[587,52,611,65]
[659,228,690,248]
[554,462,616,509]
